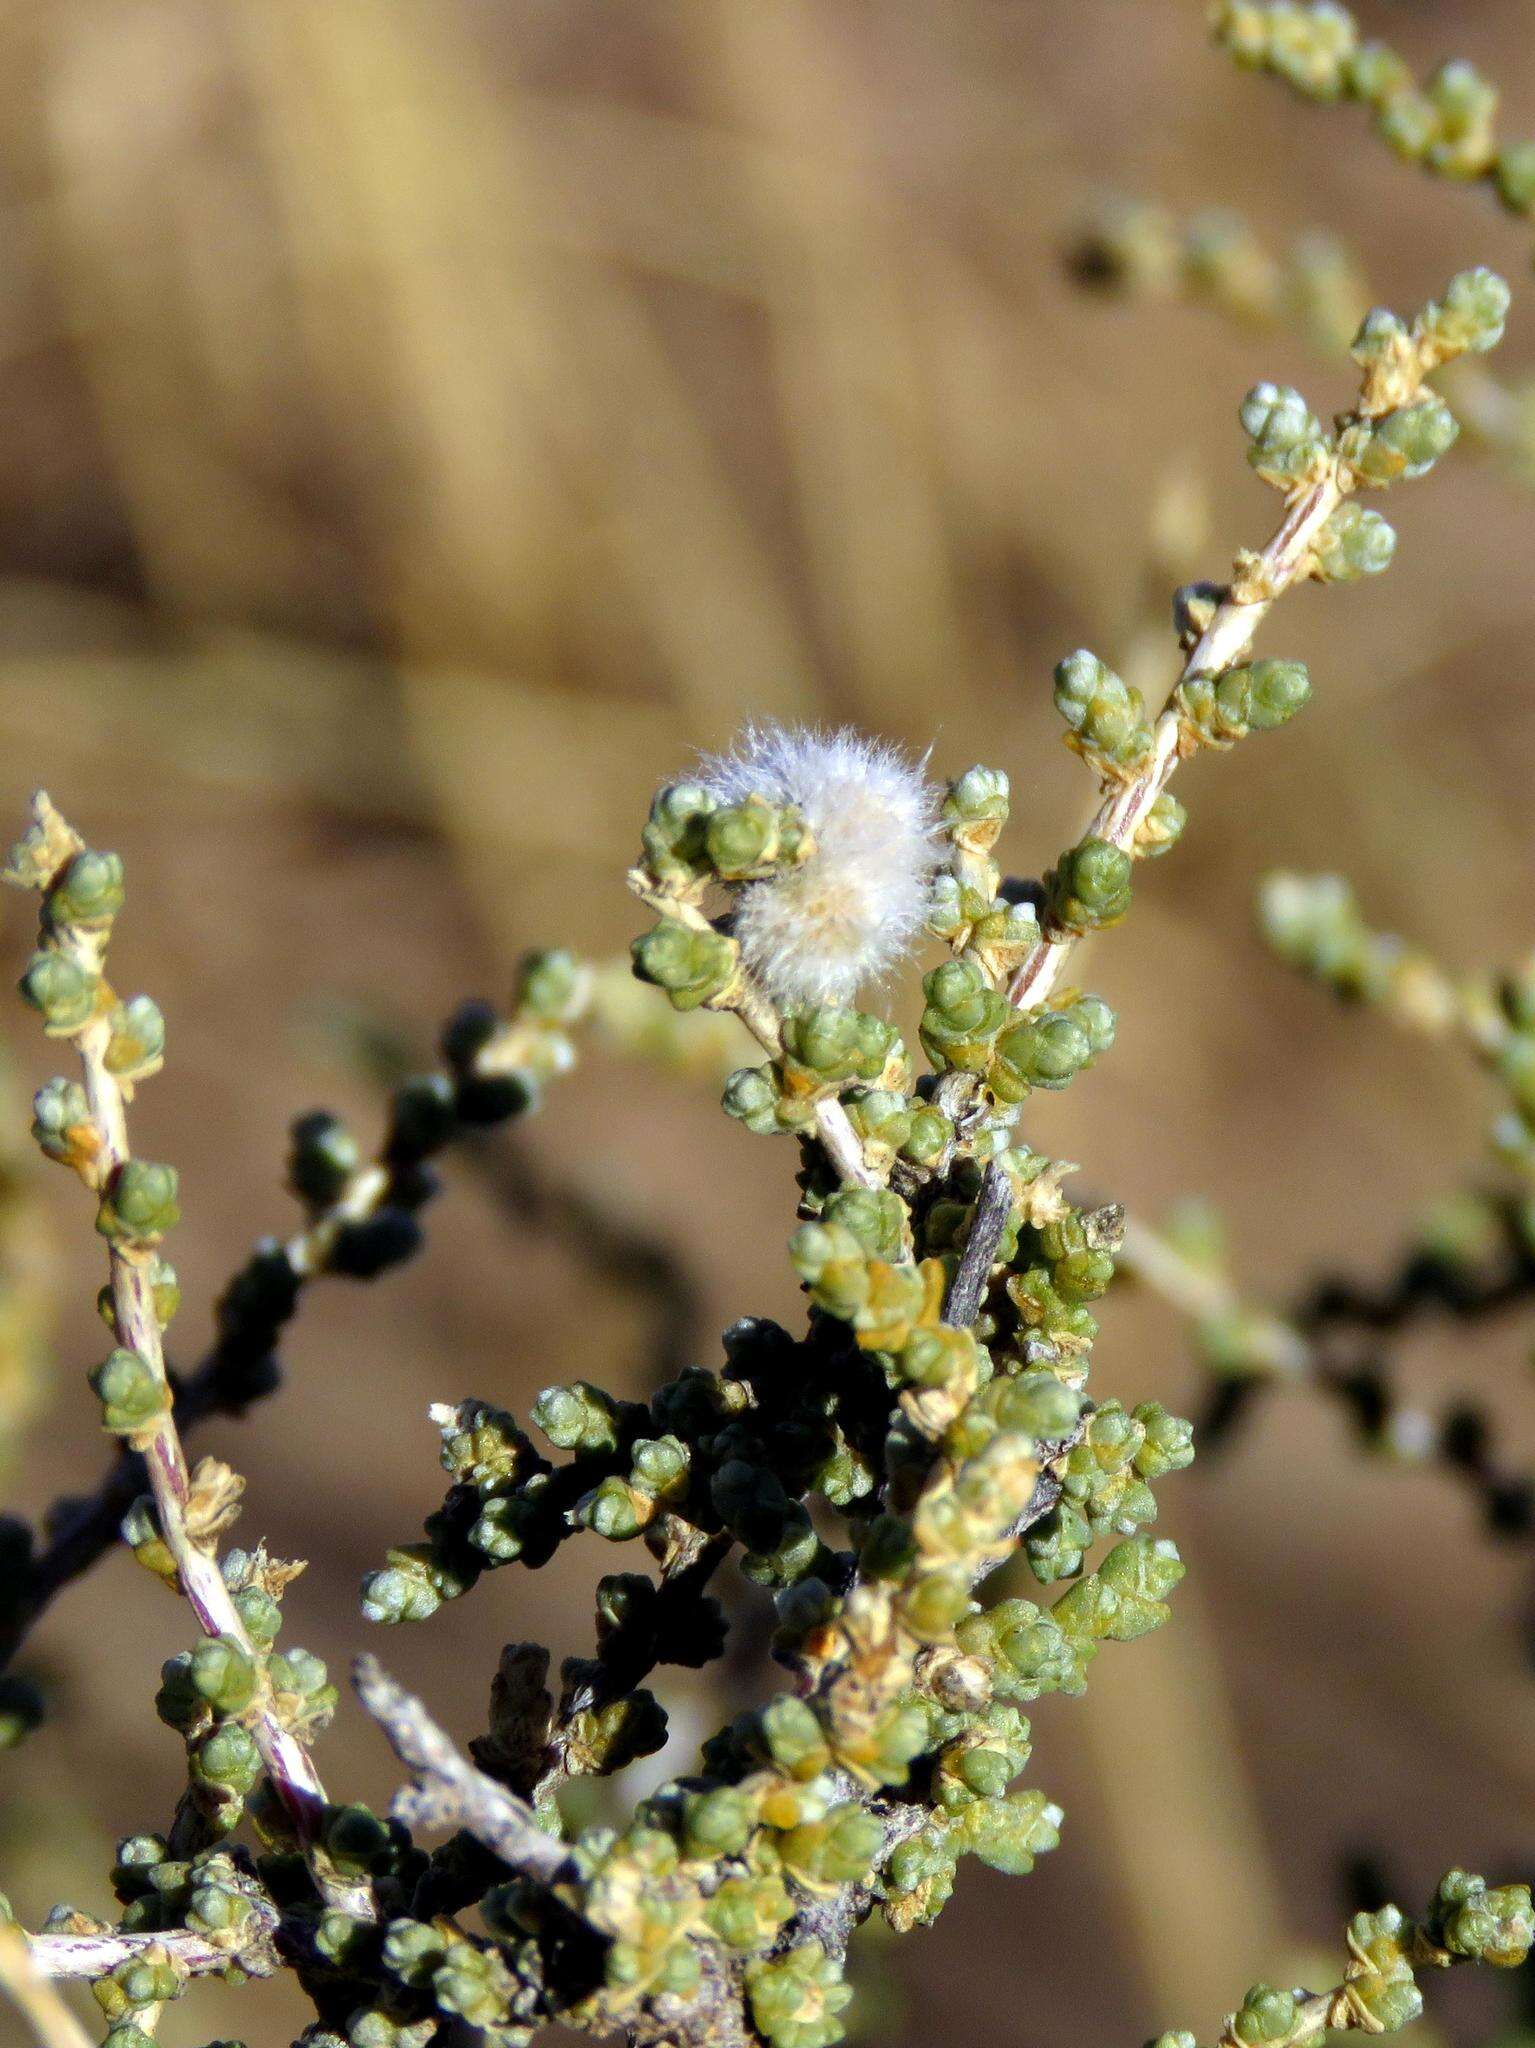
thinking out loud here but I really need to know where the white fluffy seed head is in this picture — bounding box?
[694,723,943,1010]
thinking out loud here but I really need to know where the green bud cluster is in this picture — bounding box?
[1177,660,1311,750]
[90,1347,170,1437]
[1025,1401,1195,1582]
[779,1008,904,1093]
[1312,501,1395,581]
[640,779,810,892]
[1426,1867,1534,1966]
[1044,838,1133,934]
[19,947,99,1033]
[93,1950,186,2023]
[919,958,1012,1074]
[361,1400,552,1620]
[930,764,1047,989]
[990,995,1116,1106]
[1341,395,1459,485]
[108,1842,273,1972]
[926,875,1040,979]
[745,1941,853,2048]
[1054,650,1153,774]
[631,918,738,1013]
[1003,1204,1121,1356]
[725,1007,907,1138]
[631,777,828,1024]
[5,811,124,1044]
[1240,381,1327,486]
[704,794,811,882]
[30,1074,92,1165]
[920,965,1116,1117]
[96,1160,181,1246]
[942,764,1010,845]
[790,1220,931,1353]
[104,994,166,1083]
[841,1087,953,1176]
[1211,0,1357,101]
[1418,267,1512,355]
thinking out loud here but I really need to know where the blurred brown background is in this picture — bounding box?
[0,1,1533,2043]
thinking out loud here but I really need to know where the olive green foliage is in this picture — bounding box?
[1159,1870,1533,2048]
[0,93,1526,2048]
[1213,3,1535,225]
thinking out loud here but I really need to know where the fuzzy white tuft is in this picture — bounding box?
[695,724,943,1010]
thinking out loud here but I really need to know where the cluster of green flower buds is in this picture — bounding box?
[370,1296,916,1634]
[97,1159,181,1248]
[1223,272,1508,535]
[724,1006,908,1137]
[840,1087,953,1177]
[1210,0,1357,102]
[1002,1204,1122,1357]
[1240,381,1328,487]
[992,995,1116,1107]
[1044,838,1133,934]
[790,1215,931,1354]
[640,779,811,894]
[1416,266,1518,359]
[90,1344,171,1440]
[1176,660,1311,751]
[1339,389,1459,486]
[631,917,738,1014]
[631,775,822,1016]
[4,809,176,1123]
[745,1941,852,2048]
[107,1840,276,1980]
[1,806,193,1490]
[1054,650,1154,776]
[1311,501,1396,581]
[361,1398,553,1622]
[92,1949,186,2027]
[155,1606,335,1818]
[1024,1400,1194,1582]
[11,832,119,1029]
[918,963,1116,1124]
[927,767,1047,989]
[878,1534,1185,1932]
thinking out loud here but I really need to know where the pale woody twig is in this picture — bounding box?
[23,1912,278,1983]
[352,1653,579,1887]
[1008,293,1479,1027]
[16,795,371,1921]
[1006,472,1340,1016]
[0,1924,95,2048]
[76,1007,351,1876]
[941,1158,1014,1325]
